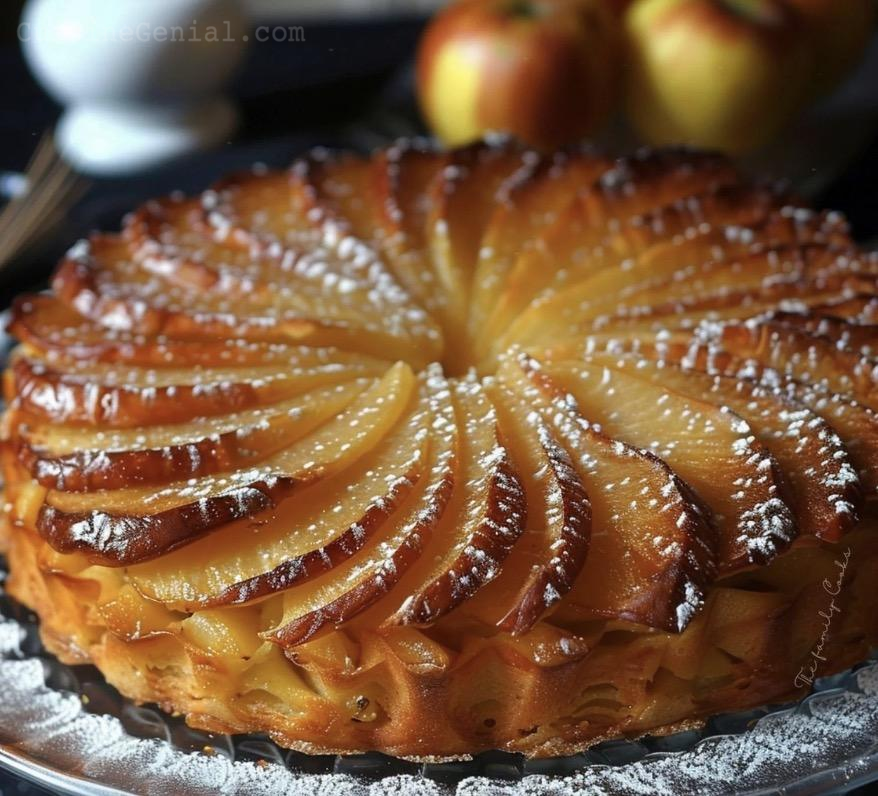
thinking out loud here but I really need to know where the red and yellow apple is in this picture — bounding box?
[623,0,812,153]
[416,0,623,149]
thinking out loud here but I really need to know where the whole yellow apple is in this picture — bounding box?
[784,0,876,96]
[416,0,622,150]
[624,0,812,153]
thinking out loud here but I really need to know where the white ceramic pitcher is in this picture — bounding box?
[20,0,249,174]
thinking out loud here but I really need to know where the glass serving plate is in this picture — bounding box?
[1,562,877,796]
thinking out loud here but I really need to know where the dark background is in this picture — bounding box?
[1,1,877,793]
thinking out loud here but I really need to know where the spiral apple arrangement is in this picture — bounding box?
[416,0,876,154]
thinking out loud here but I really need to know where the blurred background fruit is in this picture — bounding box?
[415,0,878,157]
[416,0,622,149]
[623,0,811,154]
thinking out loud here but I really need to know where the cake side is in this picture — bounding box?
[3,516,876,759]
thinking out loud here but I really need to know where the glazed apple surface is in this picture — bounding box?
[2,140,877,759]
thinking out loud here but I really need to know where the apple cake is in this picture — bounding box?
[2,140,877,759]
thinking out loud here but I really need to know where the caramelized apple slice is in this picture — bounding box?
[387,378,527,626]
[126,197,236,292]
[469,148,610,342]
[9,295,141,363]
[476,378,592,634]
[129,382,431,609]
[661,325,878,495]
[17,380,370,491]
[573,282,873,339]
[370,140,447,308]
[54,233,439,367]
[210,162,442,359]
[765,311,878,357]
[593,148,741,210]
[644,204,847,261]
[425,143,533,328]
[506,354,716,631]
[543,149,742,257]
[526,253,878,353]
[613,193,847,283]
[620,193,848,257]
[34,363,415,564]
[35,477,301,568]
[127,195,415,332]
[587,353,861,541]
[41,361,413,517]
[718,321,878,409]
[52,235,184,330]
[10,294,397,371]
[287,151,377,237]
[10,353,380,427]
[202,161,411,316]
[541,358,795,572]
[573,329,878,496]
[778,382,878,498]
[618,246,871,318]
[501,244,852,354]
[588,240,826,324]
[268,367,458,646]
[809,294,878,323]
[199,167,296,249]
